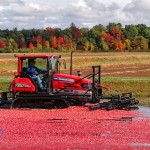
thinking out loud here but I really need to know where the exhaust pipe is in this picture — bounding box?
[70,51,74,75]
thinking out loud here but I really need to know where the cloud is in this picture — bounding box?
[83,0,106,12]
[0,0,24,6]
[124,0,150,12]
[123,0,150,25]
[0,0,150,30]
[29,3,41,10]
[108,2,120,11]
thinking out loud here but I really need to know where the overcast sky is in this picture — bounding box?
[0,0,150,29]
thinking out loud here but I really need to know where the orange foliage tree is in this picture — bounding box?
[0,40,6,48]
[51,36,57,49]
[114,41,124,51]
[28,42,34,52]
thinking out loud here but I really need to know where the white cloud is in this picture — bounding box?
[123,0,150,25]
[29,3,41,10]
[124,0,150,12]
[0,0,24,6]
[0,0,149,29]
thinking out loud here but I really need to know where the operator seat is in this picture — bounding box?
[22,67,27,73]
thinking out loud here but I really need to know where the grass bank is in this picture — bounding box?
[0,76,14,92]
[102,77,150,106]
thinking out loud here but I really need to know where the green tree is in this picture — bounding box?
[136,24,147,36]
[80,28,89,38]
[88,24,106,49]
[143,28,150,38]
[101,39,109,51]
[106,23,122,33]
[63,28,72,39]
[124,25,138,40]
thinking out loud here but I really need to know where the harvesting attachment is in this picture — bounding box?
[88,92,139,111]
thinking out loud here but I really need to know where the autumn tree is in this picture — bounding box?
[106,23,122,33]
[42,38,46,49]
[18,38,26,49]
[0,40,6,48]
[57,37,64,48]
[70,23,82,42]
[51,36,57,49]
[100,31,109,50]
[124,39,131,51]
[45,27,54,41]
[0,22,150,52]
[45,41,50,49]
[114,41,124,51]
[100,32,115,51]
[100,39,109,51]
[107,35,116,50]
[6,38,18,52]
[37,42,42,50]
[63,35,74,51]
[131,36,148,51]
[28,42,34,52]
[110,26,124,41]
[84,41,90,51]
[31,37,38,47]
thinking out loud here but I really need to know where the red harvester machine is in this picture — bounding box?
[0,53,139,110]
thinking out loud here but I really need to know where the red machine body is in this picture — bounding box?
[12,78,35,92]
[12,73,92,93]
[11,54,92,95]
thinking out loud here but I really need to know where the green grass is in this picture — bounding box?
[102,77,150,106]
[0,76,14,92]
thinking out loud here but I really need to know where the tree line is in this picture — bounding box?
[0,22,150,53]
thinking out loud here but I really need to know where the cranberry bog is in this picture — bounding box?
[0,52,150,149]
[0,106,150,149]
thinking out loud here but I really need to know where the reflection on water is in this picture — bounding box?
[130,143,150,147]
[132,106,150,121]
[138,106,150,117]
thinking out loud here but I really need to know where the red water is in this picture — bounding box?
[0,106,149,149]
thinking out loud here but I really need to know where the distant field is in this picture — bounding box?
[0,52,150,75]
[0,52,150,105]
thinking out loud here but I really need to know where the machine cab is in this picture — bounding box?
[12,54,60,93]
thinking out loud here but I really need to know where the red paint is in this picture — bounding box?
[12,78,35,92]
[53,73,92,91]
